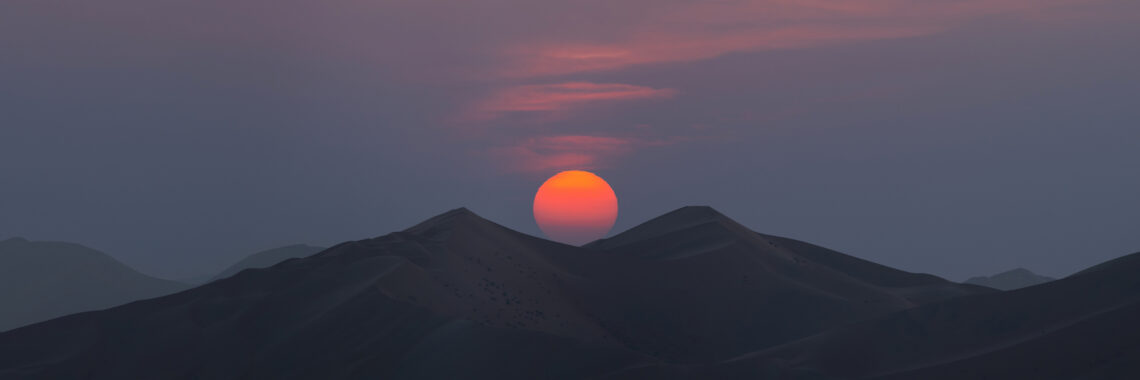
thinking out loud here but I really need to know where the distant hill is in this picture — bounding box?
[210,244,325,282]
[0,207,987,378]
[965,268,1055,290]
[0,237,188,332]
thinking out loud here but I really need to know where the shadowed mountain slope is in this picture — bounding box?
[698,250,1140,379]
[964,268,1055,290]
[0,238,189,332]
[0,209,651,379]
[0,207,988,378]
[581,206,990,361]
[210,244,326,282]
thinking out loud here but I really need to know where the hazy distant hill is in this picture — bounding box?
[0,237,188,332]
[965,268,1055,290]
[0,207,987,378]
[172,245,326,285]
[210,244,325,282]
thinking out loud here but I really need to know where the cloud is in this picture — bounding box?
[467,82,676,120]
[504,25,933,77]
[491,135,682,173]
[23,0,1115,175]
[455,0,1108,125]
[442,0,1126,172]
[495,0,1104,77]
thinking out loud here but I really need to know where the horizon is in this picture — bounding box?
[3,0,1139,282]
[5,2,1140,377]
[3,203,1131,282]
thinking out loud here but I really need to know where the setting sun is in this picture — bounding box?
[533,170,618,245]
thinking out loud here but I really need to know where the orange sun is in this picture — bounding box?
[533,170,618,246]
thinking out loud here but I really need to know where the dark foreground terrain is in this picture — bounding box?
[1,207,1135,379]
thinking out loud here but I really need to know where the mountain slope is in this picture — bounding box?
[582,206,989,360]
[0,207,988,378]
[0,238,189,332]
[0,209,652,379]
[964,268,1055,290]
[708,251,1140,379]
[210,244,326,282]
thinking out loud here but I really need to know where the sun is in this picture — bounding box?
[533,170,618,246]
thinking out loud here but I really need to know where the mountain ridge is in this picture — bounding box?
[699,250,1140,379]
[964,267,1055,290]
[0,238,189,332]
[210,244,326,282]
[0,207,996,378]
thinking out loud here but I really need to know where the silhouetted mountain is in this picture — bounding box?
[174,274,214,286]
[582,206,990,360]
[172,245,326,286]
[0,237,189,332]
[691,250,1140,379]
[210,244,326,282]
[0,207,987,378]
[964,267,1055,290]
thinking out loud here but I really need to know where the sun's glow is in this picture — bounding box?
[533,170,618,246]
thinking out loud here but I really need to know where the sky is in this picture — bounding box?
[1,0,1138,281]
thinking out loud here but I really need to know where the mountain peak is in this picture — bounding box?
[639,205,731,226]
[1001,268,1035,276]
[444,207,476,216]
[586,205,742,250]
[965,267,1055,290]
[669,205,724,217]
[402,207,494,236]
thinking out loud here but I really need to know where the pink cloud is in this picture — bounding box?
[496,0,1107,77]
[467,82,676,120]
[434,0,1127,172]
[505,25,933,77]
[455,0,1112,122]
[491,135,679,173]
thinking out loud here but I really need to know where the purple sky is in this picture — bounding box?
[2,0,1139,280]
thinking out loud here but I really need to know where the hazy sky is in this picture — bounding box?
[2,0,1138,280]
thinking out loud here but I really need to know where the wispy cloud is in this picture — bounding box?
[504,25,932,77]
[467,82,676,120]
[490,135,681,173]
[449,0,1131,173]
[496,0,1101,77]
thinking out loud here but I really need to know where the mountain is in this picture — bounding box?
[0,237,189,332]
[210,244,326,282]
[173,245,327,286]
[581,206,990,361]
[0,207,988,378]
[0,209,651,379]
[174,274,214,286]
[964,268,1055,290]
[691,250,1140,379]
